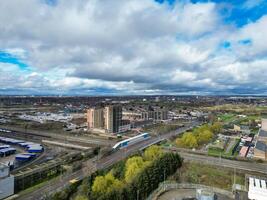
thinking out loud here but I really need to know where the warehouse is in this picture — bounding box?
[248,177,267,200]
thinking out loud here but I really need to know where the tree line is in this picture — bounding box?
[58,145,183,200]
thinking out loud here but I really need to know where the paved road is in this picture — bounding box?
[16,121,201,200]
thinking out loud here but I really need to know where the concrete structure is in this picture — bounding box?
[87,108,104,129]
[196,189,215,200]
[105,105,122,133]
[248,177,267,200]
[87,105,125,134]
[0,163,14,199]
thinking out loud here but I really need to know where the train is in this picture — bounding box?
[112,133,150,150]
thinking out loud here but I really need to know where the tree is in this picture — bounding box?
[124,156,148,183]
[181,132,198,148]
[144,145,163,161]
[197,130,213,144]
[75,195,88,200]
[92,173,123,195]
[210,122,222,133]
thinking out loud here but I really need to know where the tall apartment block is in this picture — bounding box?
[87,105,123,134]
[87,108,104,129]
[105,105,122,133]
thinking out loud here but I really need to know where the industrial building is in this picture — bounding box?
[0,163,14,199]
[248,177,267,200]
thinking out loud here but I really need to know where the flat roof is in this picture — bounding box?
[255,141,266,152]
[239,146,249,157]
[259,129,267,137]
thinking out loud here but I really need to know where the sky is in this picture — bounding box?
[1,0,267,96]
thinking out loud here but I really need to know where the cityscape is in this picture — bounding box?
[1,0,267,200]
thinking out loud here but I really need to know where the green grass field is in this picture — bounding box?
[177,162,245,190]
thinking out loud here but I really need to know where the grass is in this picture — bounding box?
[177,162,245,190]
[208,139,239,159]
[218,113,236,123]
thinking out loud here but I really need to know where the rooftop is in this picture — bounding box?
[259,129,267,137]
[255,141,266,152]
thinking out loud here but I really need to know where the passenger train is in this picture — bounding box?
[112,133,150,150]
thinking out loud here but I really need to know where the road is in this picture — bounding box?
[16,121,201,200]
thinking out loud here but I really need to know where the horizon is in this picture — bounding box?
[1,0,267,95]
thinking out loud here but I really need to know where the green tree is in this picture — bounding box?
[92,173,123,195]
[144,145,163,161]
[197,130,213,144]
[210,122,222,133]
[124,156,147,183]
[181,132,198,148]
[75,195,88,200]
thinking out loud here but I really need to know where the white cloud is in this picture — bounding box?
[0,0,267,95]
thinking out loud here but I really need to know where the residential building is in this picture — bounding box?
[118,120,131,133]
[87,108,104,129]
[0,163,14,199]
[87,105,131,134]
[105,105,122,134]
[141,110,168,121]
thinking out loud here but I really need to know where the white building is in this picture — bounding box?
[0,163,14,199]
[248,177,267,200]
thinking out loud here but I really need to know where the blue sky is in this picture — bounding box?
[1,0,267,95]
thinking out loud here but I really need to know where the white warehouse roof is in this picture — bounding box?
[248,177,267,200]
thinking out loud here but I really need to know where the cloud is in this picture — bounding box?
[0,0,267,95]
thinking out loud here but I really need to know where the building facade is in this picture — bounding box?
[141,110,168,121]
[105,105,122,133]
[87,108,104,129]
[86,105,133,134]
[0,163,14,199]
